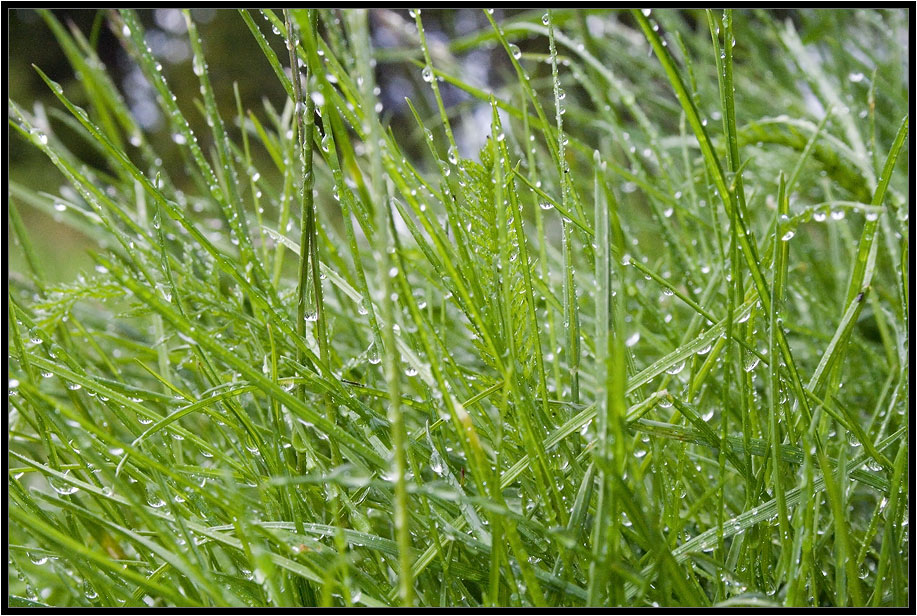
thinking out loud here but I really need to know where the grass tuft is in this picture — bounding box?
[7,8,909,607]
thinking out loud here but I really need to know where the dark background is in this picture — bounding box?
[8,8,528,280]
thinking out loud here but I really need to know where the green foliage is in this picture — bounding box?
[7,8,909,607]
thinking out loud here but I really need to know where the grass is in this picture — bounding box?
[7,8,910,607]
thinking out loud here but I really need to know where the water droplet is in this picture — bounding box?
[813,211,827,222]
[542,13,550,25]
[665,360,685,375]
[509,44,522,60]
[172,132,187,145]
[368,346,381,365]
[625,332,641,347]
[781,230,795,241]
[848,72,865,83]
[422,66,434,83]
[831,209,845,221]
[641,9,652,16]
[49,472,79,495]
[29,129,48,145]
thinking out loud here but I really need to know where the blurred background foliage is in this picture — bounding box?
[8,8,909,282]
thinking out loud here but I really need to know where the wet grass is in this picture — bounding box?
[7,8,909,607]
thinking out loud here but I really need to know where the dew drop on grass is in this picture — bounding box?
[49,472,79,495]
[146,488,166,508]
[29,129,48,146]
[813,211,827,222]
[422,66,434,82]
[542,13,550,25]
[54,202,67,212]
[509,44,522,60]
[665,360,685,375]
[830,209,845,220]
[539,202,553,210]
[744,356,760,372]
[781,230,795,241]
[641,9,652,16]
[368,347,381,365]
[625,332,640,347]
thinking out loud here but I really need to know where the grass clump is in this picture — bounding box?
[7,8,909,607]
